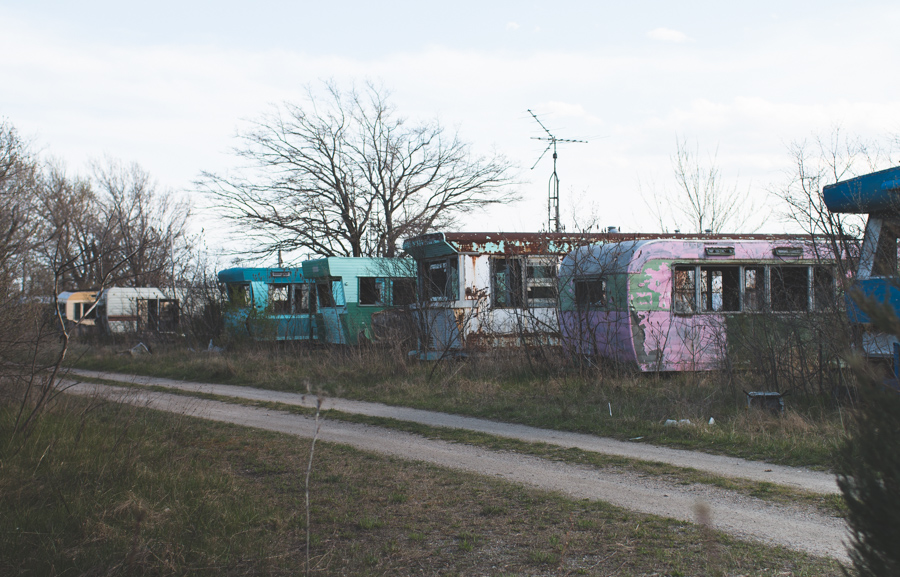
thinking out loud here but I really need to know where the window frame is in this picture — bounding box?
[671,262,836,315]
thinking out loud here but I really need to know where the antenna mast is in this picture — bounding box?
[528,109,587,233]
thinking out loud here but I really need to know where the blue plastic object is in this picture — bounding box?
[823,166,900,214]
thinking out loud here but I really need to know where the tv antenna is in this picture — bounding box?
[528,109,587,233]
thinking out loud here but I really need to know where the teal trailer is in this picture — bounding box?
[218,267,317,341]
[301,257,415,345]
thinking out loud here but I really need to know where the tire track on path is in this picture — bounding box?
[65,380,849,560]
[69,369,838,495]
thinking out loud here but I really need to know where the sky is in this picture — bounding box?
[3,0,900,261]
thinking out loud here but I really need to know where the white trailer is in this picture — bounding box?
[96,287,180,334]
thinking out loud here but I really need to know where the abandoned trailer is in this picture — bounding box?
[402,231,631,359]
[218,258,415,345]
[559,237,840,371]
[56,287,180,335]
[822,165,900,360]
[218,267,315,341]
[56,290,100,329]
[300,257,415,345]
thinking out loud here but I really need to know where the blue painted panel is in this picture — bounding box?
[823,166,900,214]
[846,278,900,324]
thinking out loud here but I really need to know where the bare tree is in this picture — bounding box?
[770,127,896,276]
[92,158,192,287]
[0,122,40,294]
[643,136,755,233]
[200,81,518,258]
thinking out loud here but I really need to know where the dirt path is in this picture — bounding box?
[65,378,849,561]
[70,369,838,495]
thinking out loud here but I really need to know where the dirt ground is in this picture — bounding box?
[65,371,848,561]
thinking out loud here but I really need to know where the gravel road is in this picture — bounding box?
[65,374,849,561]
[69,369,838,495]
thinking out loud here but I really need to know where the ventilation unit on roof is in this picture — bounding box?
[773,247,803,258]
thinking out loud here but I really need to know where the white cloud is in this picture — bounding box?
[506,21,519,30]
[647,27,689,43]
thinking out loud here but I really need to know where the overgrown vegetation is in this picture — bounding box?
[0,393,843,575]
[70,342,851,470]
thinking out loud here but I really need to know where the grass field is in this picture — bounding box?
[69,342,850,470]
[1,393,844,576]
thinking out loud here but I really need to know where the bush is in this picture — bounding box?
[837,383,900,576]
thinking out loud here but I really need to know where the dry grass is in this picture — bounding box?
[1,393,844,576]
[68,341,850,469]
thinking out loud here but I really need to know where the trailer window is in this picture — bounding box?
[359,277,387,306]
[269,285,290,314]
[317,282,336,308]
[743,267,764,311]
[575,278,606,309]
[392,278,416,306]
[813,266,836,311]
[492,257,524,308]
[673,266,695,313]
[700,266,740,312]
[526,258,557,307]
[292,284,313,313]
[771,266,809,312]
[423,258,458,301]
[227,284,250,306]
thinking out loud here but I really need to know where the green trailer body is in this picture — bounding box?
[301,257,415,345]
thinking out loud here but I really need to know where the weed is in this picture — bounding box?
[358,516,384,530]
[527,549,558,565]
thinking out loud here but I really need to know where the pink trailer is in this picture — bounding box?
[559,238,839,371]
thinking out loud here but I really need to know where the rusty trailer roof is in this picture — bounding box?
[402,231,826,258]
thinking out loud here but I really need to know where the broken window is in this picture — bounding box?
[492,257,524,308]
[673,266,696,313]
[526,258,557,307]
[574,278,606,309]
[813,266,836,311]
[269,285,290,314]
[317,282,335,308]
[422,258,459,301]
[771,266,809,312]
[292,284,313,313]
[743,267,764,311]
[700,266,740,312]
[392,278,416,306]
[227,283,251,307]
[359,277,387,306]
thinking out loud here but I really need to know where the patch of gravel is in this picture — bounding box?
[69,369,838,495]
[66,380,849,561]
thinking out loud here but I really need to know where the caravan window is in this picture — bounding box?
[700,266,740,312]
[743,267,765,311]
[392,278,416,306]
[359,277,387,306]
[673,266,696,313]
[813,266,836,311]
[269,285,290,314]
[526,258,557,307]
[771,266,809,312]
[575,278,606,309]
[293,284,313,313]
[317,282,336,308]
[422,258,459,301]
[492,257,524,308]
[228,284,251,306]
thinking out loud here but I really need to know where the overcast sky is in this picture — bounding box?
[3,0,900,258]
